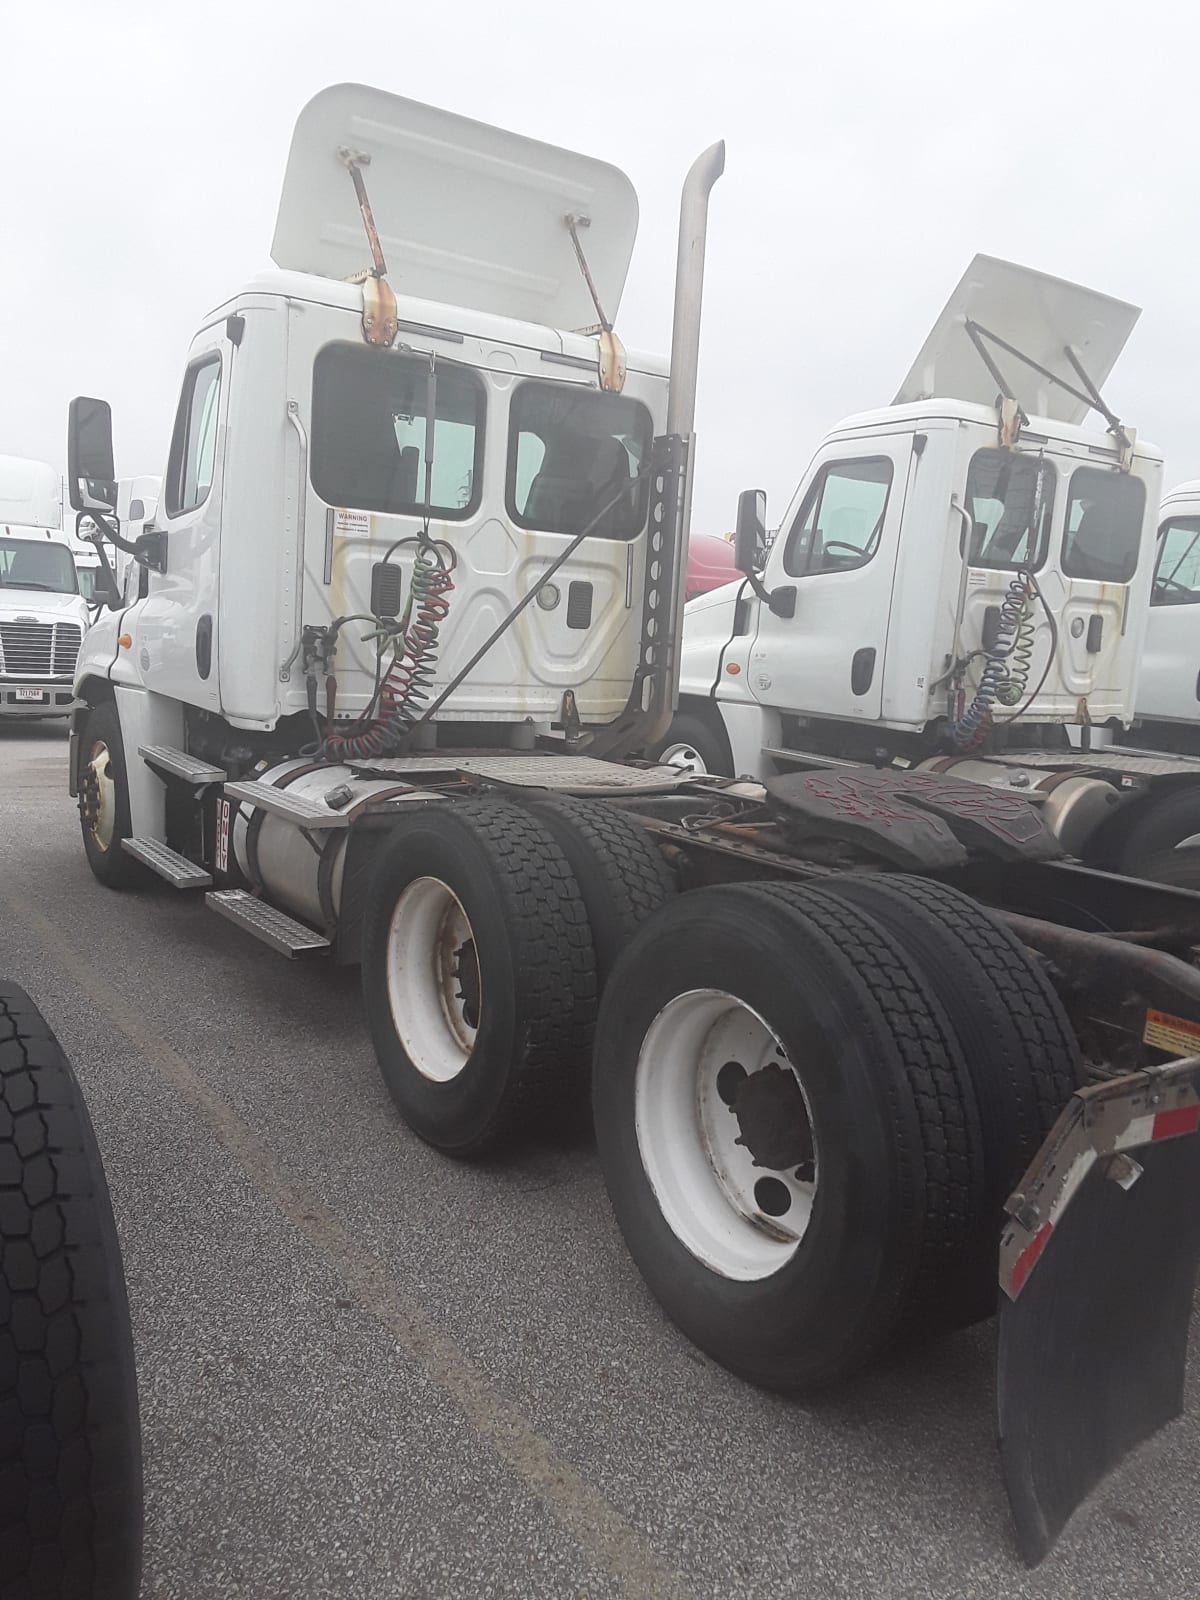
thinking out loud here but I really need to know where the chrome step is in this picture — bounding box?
[222,780,351,829]
[205,890,330,957]
[139,744,227,785]
[122,837,212,888]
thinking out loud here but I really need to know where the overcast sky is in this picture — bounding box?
[3,0,1199,533]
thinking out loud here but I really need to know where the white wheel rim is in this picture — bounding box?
[658,740,709,775]
[84,739,116,851]
[634,989,818,1281]
[385,877,480,1083]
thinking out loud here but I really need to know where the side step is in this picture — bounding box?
[139,744,227,786]
[122,837,212,889]
[205,890,330,958]
[222,780,351,829]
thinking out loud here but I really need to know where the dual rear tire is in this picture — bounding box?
[591,876,1081,1392]
[360,797,675,1155]
[362,802,1081,1393]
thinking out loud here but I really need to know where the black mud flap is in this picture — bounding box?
[996,1054,1200,1564]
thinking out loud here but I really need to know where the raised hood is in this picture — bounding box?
[895,254,1140,425]
[271,84,639,332]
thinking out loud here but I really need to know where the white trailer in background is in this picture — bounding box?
[62,84,1200,1561]
[0,454,88,718]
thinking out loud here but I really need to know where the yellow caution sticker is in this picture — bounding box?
[1143,1008,1200,1058]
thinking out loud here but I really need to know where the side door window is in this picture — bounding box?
[165,356,222,517]
[1152,517,1200,606]
[783,457,893,577]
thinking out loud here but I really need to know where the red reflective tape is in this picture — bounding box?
[1010,1221,1053,1297]
[1152,1104,1200,1141]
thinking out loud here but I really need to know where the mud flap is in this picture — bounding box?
[996,1054,1200,1564]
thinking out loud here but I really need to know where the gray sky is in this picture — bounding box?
[3,0,1198,532]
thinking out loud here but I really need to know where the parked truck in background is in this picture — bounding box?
[660,258,1200,887]
[1131,480,1200,762]
[0,455,88,719]
[61,84,1200,1560]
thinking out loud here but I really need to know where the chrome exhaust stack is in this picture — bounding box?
[666,141,726,438]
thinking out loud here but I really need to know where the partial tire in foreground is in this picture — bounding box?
[819,874,1081,1323]
[76,701,145,891]
[0,982,142,1599]
[591,882,984,1393]
[361,800,597,1156]
[524,796,677,989]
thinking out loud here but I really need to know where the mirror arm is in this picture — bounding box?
[79,510,167,575]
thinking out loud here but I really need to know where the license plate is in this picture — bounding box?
[14,689,47,702]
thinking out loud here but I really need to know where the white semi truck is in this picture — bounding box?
[63,84,1200,1560]
[662,259,1200,886]
[0,455,89,719]
[1133,479,1200,758]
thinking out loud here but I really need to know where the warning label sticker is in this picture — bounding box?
[334,508,371,538]
[1143,1008,1200,1058]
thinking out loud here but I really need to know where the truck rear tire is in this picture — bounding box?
[1131,844,1200,890]
[524,796,677,989]
[648,711,733,778]
[0,983,142,1599]
[817,874,1082,1322]
[591,882,982,1392]
[76,702,145,891]
[361,800,598,1156]
[1112,787,1200,877]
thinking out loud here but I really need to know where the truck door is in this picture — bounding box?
[1140,514,1200,722]
[135,326,231,709]
[748,440,912,721]
[1052,465,1149,717]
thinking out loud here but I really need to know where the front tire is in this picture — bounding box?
[361,800,597,1155]
[648,712,733,778]
[76,702,145,890]
[0,983,142,1599]
[1112,787,1200,876]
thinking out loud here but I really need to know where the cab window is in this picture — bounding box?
[1061,467,1146,583]
[506,382,652,540]
[311,345,484,518]
[1152,516,1200,606]
[165,356,222,517]
[964,450,1054,570]
[783,458,893,577]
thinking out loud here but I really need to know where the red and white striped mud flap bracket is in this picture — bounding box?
[996,1043,1200,1565]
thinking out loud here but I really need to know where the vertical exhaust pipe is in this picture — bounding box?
[666,141,726,438]
[590,139,724,759]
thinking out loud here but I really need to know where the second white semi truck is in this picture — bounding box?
[661,258,1200,887]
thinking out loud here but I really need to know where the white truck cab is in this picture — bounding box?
[1134,480,1200,752]
[0,456,88,718]
[669,257,1200,880]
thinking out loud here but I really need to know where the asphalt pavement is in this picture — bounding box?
[2,720,1198,1599]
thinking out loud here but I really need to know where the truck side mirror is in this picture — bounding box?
[734,488,767,576]
[67,397,117,513]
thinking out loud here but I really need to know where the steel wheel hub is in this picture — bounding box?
[385,877,480,1082]
[81,740,116,852]
[657,741,709,775]
[635,988,818,1280]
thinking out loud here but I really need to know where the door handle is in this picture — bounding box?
[196,614,213,679]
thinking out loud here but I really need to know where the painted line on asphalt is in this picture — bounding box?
[0,878,692,1600]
